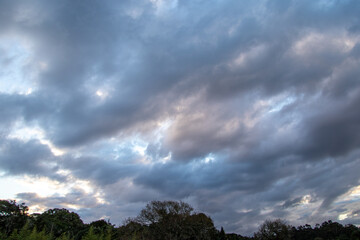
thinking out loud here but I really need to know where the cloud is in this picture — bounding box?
[1,0,360,235]
[0,138,57,177]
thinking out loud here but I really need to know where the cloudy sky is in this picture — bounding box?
[1,0,360,235]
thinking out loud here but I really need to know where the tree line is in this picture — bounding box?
[1,199,359,240]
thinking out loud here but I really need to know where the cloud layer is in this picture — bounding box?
[1,0,360,235]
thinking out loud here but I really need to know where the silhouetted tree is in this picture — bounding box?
[291,220,360,240]
[183,213,217,240]
[132,200,216,240]
[0,200,29,236]
[116,218,150,240]
[226,233,254,240]
[219,227,226,240]
[254,219,291,240]
[2,199,360,240]
[34,208,84,240]
[89,219,113,236]
[351,229,360,240]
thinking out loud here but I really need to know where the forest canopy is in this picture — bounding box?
[0,199,359,240]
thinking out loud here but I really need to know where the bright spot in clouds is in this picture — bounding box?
[96,90,109,99]
[17,176,68,197]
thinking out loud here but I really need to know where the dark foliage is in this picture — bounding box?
[33,208,85,239]
[0,199,359,240]
[292,220,360,240]
[129,200,218,240]
[89,219,114,236]
[0,200,28,236]
[254,219,291,240]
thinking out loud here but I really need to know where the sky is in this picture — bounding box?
[0,0,360,235]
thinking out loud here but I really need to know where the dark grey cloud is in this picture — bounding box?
[0,138,57,177]
[1,0,360,236]
[300,92,360,160]
[61,154,140,186]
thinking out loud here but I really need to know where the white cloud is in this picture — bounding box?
[8,122,65,156]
